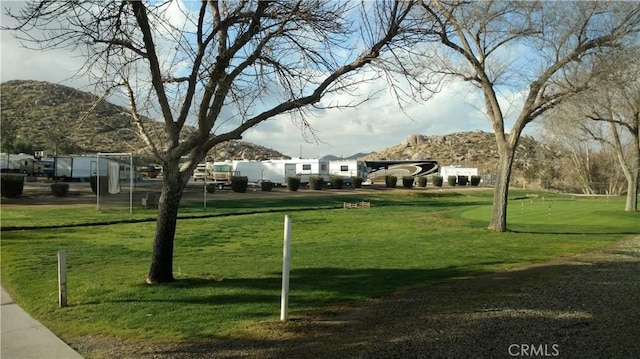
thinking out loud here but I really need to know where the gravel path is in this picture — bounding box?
[74,236,639,359]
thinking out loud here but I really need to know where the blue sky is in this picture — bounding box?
[1,1,501,159]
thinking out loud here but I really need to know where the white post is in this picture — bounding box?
[58,250,67,308]
[280,215,292,321]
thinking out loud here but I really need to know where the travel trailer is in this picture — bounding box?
[328,160,368,185]
[0,153,35,174]
[53,155,132,181]
[439,166,479,184]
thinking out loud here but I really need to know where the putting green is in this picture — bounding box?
[461,196,639,233]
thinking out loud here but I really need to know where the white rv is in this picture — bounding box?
[439,165,478,184]
[328,160,368,185]
[0,153,35,174]
[53,155,132,181]
[233,160,293,185]
[267,158,330,184]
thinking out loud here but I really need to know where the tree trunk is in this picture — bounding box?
[625,172,638,212]
[488,145,516,232]
[146,164,188,284]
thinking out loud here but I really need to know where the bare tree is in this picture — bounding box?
[408,1,640,231]
[577,50,639,211]
[5,0,418,283]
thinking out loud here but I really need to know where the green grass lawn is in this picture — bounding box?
[1,190,637,343]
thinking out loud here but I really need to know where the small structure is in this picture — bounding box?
[141,192,158,209]
[343,201,371,209]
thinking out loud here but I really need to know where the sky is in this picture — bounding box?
[0,2,501,159]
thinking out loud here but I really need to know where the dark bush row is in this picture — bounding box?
[231,176,248,193]
[385,175,397,188]
[51,183,69,197]
[432,175,443,187]
[1,174,25,198]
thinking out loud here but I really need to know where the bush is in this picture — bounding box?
[309,176,324,190]
[351,176,363,188]
[50,183,69,197]
[329,176,344,189]
[432,175,443,187]
[447,175,457,186]
[286,177,301,191]
[402,176,414,188]
[470,175,481,186]
[457,175,469,186]
[1,174,25,198]
[90,176,109,195]
[206,183,216,193]
[260,181,275,192]
[231,176,248,193]
[385,175,397,188]
[417,176,427,187]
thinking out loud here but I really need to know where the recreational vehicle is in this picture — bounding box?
[53,155,132,181]
[364,160,439,184]
[0,153,35,174]
[328,160,368,185]
[439,166,479,184]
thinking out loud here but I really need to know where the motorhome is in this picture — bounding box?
[364,159,439,184]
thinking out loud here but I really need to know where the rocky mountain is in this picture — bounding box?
[2,80,566,184]
[0,80,287,161]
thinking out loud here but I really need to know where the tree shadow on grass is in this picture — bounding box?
[121,239,640,359]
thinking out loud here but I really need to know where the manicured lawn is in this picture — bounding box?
[1,190,636,343]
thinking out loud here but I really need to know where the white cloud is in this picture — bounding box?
[2,2,504,159]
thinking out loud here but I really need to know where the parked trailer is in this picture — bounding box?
[53,156,132,181]
[0,153,35,174]
[364,160,439,184]
[266,158,330,184]
[328,160,368,185]
[439,166,478,184]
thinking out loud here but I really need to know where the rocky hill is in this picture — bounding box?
[2,80,566,183]
[0,80,287,160]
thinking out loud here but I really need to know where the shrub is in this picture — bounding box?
[417,176,427,187]
[231,176,248,193]
[286,177,301,191]
[309,176,324,190]
[205,183,216,193]
[351,176,363,188]
[1,174,25,198]
[50,183,69,197]
[402,176,414,188]
[432,175,443,187]
[385,175,397,188]
[329,176,344,189]
[457,175,469,186]
[470,175,481,186]
[90,176,109,195]
[447,175,457,186]
[260,181,275,192]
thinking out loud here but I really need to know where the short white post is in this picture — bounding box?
[58,250,67,308]
[280,215,292,321]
